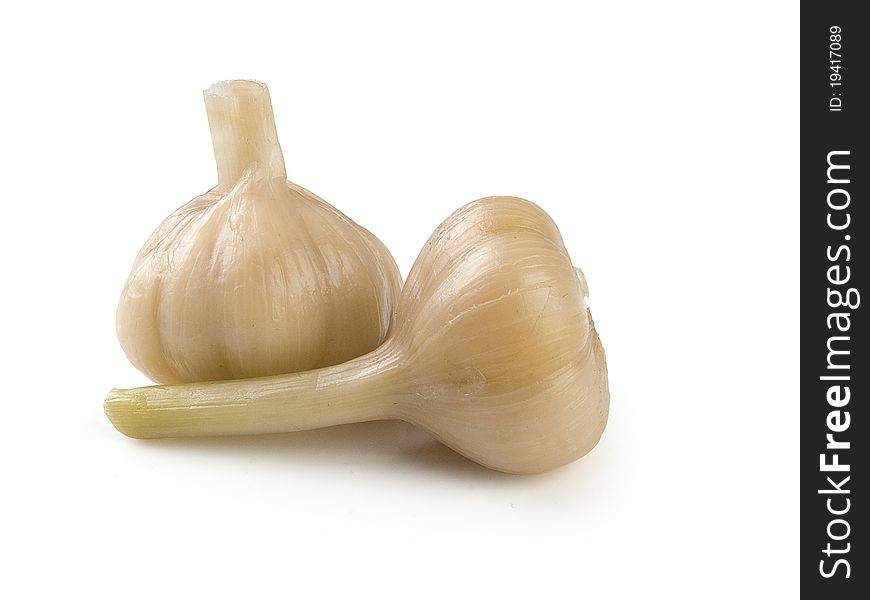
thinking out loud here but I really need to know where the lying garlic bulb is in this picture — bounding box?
[106,197,609,474]
[117,80,401,383]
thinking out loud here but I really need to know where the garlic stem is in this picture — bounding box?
[204,80,287,192]
[104,345,402,439]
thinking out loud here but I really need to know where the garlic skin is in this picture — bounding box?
[394,197,609,472]
[116,80,401,383]
[107,197,609,474]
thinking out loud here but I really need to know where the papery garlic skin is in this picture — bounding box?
[107,197,608,474]
[117,176,400,383]
[392,197,609,473]
[116,80,401,383]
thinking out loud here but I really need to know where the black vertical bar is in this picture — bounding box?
[801,2,867,597]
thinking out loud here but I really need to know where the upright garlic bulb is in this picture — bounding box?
[117,80,401,383]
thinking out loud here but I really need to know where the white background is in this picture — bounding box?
[1,1,798,598]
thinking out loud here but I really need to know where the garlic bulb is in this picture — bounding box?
[117,80,401,383]
[106,197,609,474]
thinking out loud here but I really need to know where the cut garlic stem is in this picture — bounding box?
[204,80,287,192]
[106,345,402,439]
